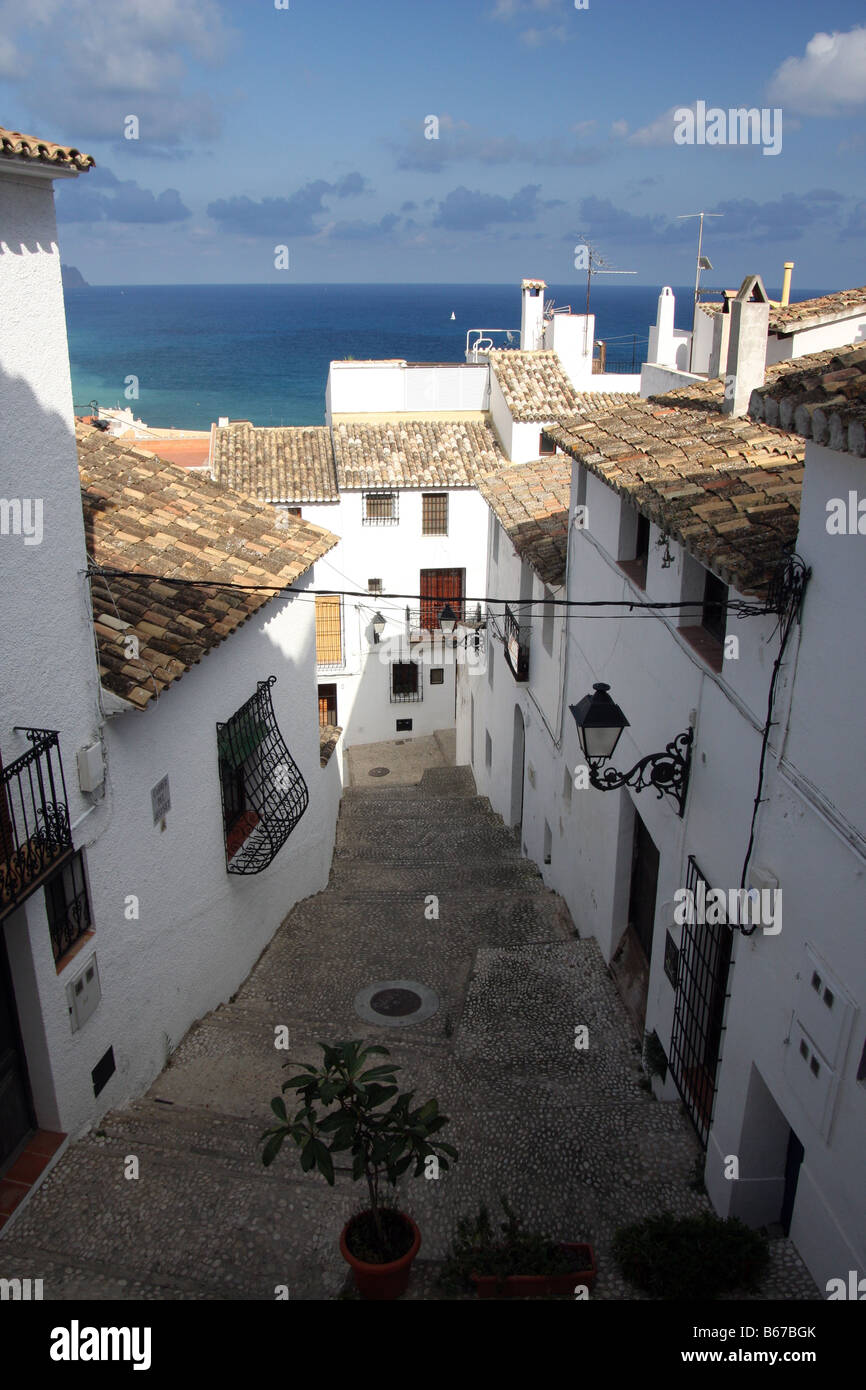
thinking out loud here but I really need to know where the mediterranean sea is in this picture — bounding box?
[63,282,830,432]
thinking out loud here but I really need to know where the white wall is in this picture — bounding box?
[300,487,489,746]
[640,364,704,398]
[0,164,114,1137]
[326,361,488,419]
[704,437,866,1288]
[766,312,866,366]
[458,427,866,1294]
[0,167,105,812]
[7,588,341,1137]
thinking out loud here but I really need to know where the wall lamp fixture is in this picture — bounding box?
[569,683,693,817]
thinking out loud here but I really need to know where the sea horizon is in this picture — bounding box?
[64,280,834,432]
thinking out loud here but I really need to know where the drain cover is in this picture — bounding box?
[354,979,439,1028]
[370,987,422,1017]
[368,766,390,777]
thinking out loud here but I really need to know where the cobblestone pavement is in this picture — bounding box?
[0,754,819,1300]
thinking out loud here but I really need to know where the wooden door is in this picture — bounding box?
[420,569,464,631]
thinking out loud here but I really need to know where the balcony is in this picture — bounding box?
[503,605,530,682]
[0,730,73,920]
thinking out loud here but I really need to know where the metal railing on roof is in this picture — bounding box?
[465,328,521,362]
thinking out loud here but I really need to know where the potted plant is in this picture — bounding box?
[260,1039,458,1300]
[440,1198,596,1299]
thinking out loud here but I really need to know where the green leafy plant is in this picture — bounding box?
[613,1211,770,1299]
[260,1039,457,1260]
[440,1198,579,1291]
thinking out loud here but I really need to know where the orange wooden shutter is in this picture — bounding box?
[315,596,342,664]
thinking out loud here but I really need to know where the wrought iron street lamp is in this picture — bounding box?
[569,683,693,817]
[439,604,458,634]
[371,612,386,644]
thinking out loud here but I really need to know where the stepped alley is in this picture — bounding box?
[0,745,817,1299]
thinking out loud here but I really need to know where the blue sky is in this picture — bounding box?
[1,0,864,287]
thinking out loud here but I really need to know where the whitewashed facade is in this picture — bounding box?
[457,301,866,1293]
[0,138,341,1164]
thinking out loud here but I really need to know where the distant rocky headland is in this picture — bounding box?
[61,264,88,288]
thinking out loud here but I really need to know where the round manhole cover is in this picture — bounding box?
[354,979,439,1028]
[370,987,422,1017]
[368,766,390,777]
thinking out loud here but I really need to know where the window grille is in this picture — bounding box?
[503,603,530,681]
[363,490,398,525]
[315,595,343,667]
[391,661,422,703]
[216,677,308,875]
[422,493,448,535]
[667,855,733,1147]
[45,849,92,963]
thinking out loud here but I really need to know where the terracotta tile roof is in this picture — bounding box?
[550,399,805,598]
[77,425,338,708]
[699,287,866,335]
[748,345,866,457]
[647,376,727,413]
[488,349,581,422]
[211,423,339,503]
[0,125,94,171]
[332,418,505,489]
[477,458,572,586]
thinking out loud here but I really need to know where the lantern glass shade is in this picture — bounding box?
[372,611,386,638]
[439,603,458,634]
[569,683,630,762]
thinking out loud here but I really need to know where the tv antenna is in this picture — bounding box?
[576,236,637,317]
[677,212,723,370]
[676,211,723,306]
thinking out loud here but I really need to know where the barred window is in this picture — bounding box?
[315,595,343,667]
[216,677,308,875]
[45,849,92,964]
[363,490,398,525]
[391,661,422,703]
[422,493,448,535]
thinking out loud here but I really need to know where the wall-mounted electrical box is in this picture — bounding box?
[66,955,101,1033]
[77,743,104,794]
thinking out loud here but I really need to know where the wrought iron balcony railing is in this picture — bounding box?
[0,729,73,919]
[503,604,530,682]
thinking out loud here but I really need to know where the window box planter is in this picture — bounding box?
[471,1242,597,1299]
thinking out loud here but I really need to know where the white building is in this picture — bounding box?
[457,277,866,1291]
[0,126,341,1189]
[209,279,643,748]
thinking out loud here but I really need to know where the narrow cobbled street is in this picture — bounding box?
[0,744,817,1299]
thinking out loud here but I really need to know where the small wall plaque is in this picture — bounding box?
[151,774,171,826]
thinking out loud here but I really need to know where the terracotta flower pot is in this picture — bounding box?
[471,1242,597,1299]
[340,1212,421,1300]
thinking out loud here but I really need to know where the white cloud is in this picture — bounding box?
[0,0,233,145]
[623,105,692,148]
[768,27,866,116]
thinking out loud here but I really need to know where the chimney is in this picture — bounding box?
[781,261,794,307]
[520,279,546,351]
[723,274,770,418]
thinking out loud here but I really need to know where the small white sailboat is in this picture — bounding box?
[450,311,455,320]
